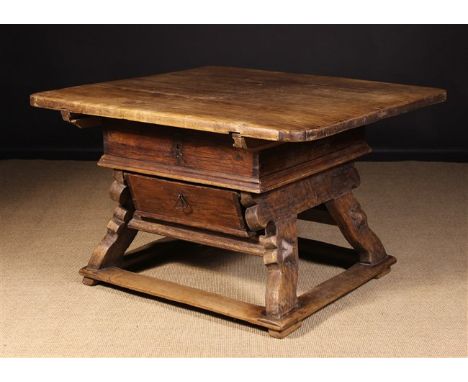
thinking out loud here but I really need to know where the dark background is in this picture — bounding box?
[1,25,467,161]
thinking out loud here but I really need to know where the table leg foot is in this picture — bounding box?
[82,276,99,286]
[268,322,302,339]
[326,192,388,265]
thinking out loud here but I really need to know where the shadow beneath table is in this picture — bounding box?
[123,236,359,273]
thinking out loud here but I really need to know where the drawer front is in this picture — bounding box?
[102,122,257,183]
[125,173,249,237]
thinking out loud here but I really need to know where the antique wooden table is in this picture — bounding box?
[31,66,446,338]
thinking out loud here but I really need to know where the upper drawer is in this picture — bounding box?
[99,121,370,193]
[102,122,257,186]
[125,173,250,237]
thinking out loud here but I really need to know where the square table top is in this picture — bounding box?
[30,66,446,142]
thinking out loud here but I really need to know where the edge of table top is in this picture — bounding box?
[30,66,447,142]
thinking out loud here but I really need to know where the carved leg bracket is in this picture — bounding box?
[82,171,137,285]
[261,217,299,320]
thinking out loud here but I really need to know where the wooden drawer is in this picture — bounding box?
[125,173,249,237]
[99,121,370,194]
[101,122,258,191]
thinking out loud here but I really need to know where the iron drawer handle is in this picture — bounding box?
[175,193,192,213]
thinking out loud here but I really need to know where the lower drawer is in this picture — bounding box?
[125,173,250,237]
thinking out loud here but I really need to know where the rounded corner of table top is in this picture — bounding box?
[29,92,41,107]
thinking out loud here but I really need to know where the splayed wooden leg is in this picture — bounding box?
[261,217,299,324]
[326,192,387,265]
[82,170,137,285]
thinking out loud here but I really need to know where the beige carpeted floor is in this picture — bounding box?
[0,160,466,357]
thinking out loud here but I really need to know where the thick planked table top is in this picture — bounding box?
[30,66,446,142]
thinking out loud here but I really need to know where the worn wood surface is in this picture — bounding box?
[30,66,446,142]
[262,217,299,319]
[79,249,396,338]
[79,266,274,329]
[268,322,303,339]
[79,166,395,337]
[128,216,265,256]
[326,192,387,264]
[125,173,249,237]
[271,255,397,331]
[243,164,360,231]
[99,122,369,193]
[102,121,258,188]
[30,66,410,337]
[83,170,137,285]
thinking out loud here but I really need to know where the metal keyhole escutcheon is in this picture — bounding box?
[173,142,183,165]
[175,192,192,214]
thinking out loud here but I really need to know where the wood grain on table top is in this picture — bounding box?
[30,66,446,142]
